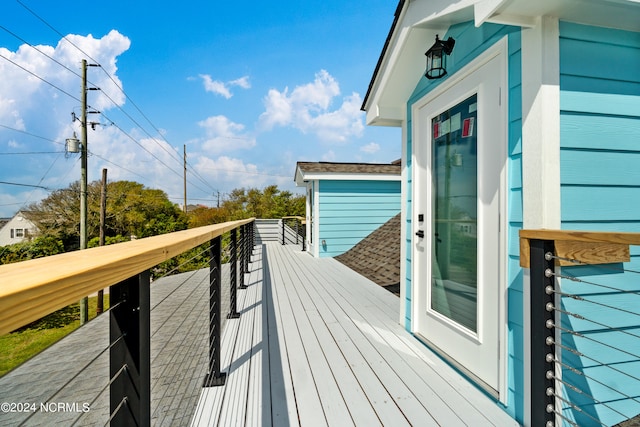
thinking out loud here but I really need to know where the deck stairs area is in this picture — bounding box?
[254,219,281,243]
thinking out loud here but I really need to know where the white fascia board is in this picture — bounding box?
[302,173,401,182]
[366,103,404,127]
[365,24,431,127]
[476,0,640,31]
[294,166,306,187]
[474,0,509,26]
[480,12,537,28]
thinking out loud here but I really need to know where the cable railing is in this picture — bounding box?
[0,218,256,426]
[281,215,305,250]
[521,229,640,427]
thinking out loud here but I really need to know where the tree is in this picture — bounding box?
[187,185,305,227]
[0,235,64,265]
[26,180,187,250]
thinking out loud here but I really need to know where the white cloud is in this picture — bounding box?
[0,31,134,216]
[194,155,263,188]
[197,115,256,154]
[0,30,130,137]
[360,142,380,154]
[229,76,250,89]
[199,74,250,99]
[321,150,336,162]
[259,69,364,143]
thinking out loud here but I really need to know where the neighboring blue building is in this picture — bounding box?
[294,161,401,258]
[362,1,640,426]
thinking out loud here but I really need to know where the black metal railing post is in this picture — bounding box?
[530,238,556,427]
[302,223,306,252]
[244,223,250,271]
[296,220,299,244]
[203,235,226,387]
[239,224,247,289]
[109,271,151,427]
[247,221,254,262]
[228,228,240,319]
[281,219,285,245]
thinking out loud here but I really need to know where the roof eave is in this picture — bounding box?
[362,0,476,127]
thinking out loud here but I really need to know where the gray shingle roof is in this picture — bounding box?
[296,161,401,175]
[335,213,401,295]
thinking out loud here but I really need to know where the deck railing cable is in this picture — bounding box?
[71,241,222,425]
[281,216,305,250]
[0,218,256,426]
[523,230,640,427]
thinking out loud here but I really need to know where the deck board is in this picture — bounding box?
[191,242,520,426]
[274,247,432,426]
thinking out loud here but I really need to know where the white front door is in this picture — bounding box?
[412,41,507,395]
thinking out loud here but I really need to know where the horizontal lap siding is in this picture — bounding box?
[559,21,640,427]
[506,31,524,423]
[318,180,400,257]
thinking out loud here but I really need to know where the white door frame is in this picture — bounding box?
[410,36,509,401]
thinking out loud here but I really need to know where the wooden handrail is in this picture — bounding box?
[519,229,640,268]
[0,218,254,335]
[282,216,304,220]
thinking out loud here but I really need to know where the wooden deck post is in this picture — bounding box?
[109,271,151,427]
[530,239,556,427]
[204,236,226,387]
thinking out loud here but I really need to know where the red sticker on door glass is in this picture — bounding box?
[433,122,440,139]
[462,117,474,138]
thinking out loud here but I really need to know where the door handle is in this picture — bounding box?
[415,230,424,238]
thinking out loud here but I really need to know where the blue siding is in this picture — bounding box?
[405,21,523,422]
[559,21,640,426]
[317,180,400,257]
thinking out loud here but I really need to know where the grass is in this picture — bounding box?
[0,294,110,377]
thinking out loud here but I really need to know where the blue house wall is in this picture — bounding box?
[406,21,524,423]
[559,22,640,426]
[317,180,400,257]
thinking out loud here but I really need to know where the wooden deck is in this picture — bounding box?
[191,242,519,426]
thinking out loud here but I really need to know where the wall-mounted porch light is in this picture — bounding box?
[424,35,456,80]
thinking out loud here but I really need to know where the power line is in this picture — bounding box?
[0,181,50,190]
[3,3,283,209]
[0,51,80,103]
[13,1,216,194]
[0,151,64,155]
[0,123,62,144]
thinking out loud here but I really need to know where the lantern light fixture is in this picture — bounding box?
[424,35,455,80]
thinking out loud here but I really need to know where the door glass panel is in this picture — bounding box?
[431,94,478,332]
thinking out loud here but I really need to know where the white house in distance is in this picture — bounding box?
[362,0,640,426]
[0,211,38,246]
[294,161,401,258]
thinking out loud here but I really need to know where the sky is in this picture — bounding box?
[0,0,401,217]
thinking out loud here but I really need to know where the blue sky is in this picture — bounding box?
[0,0,400,217]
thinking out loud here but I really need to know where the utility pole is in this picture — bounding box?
[79,59,100,325]
[79,59,89,325]
[183,144,187,214]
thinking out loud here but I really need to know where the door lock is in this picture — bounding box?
[415,230,424,238]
